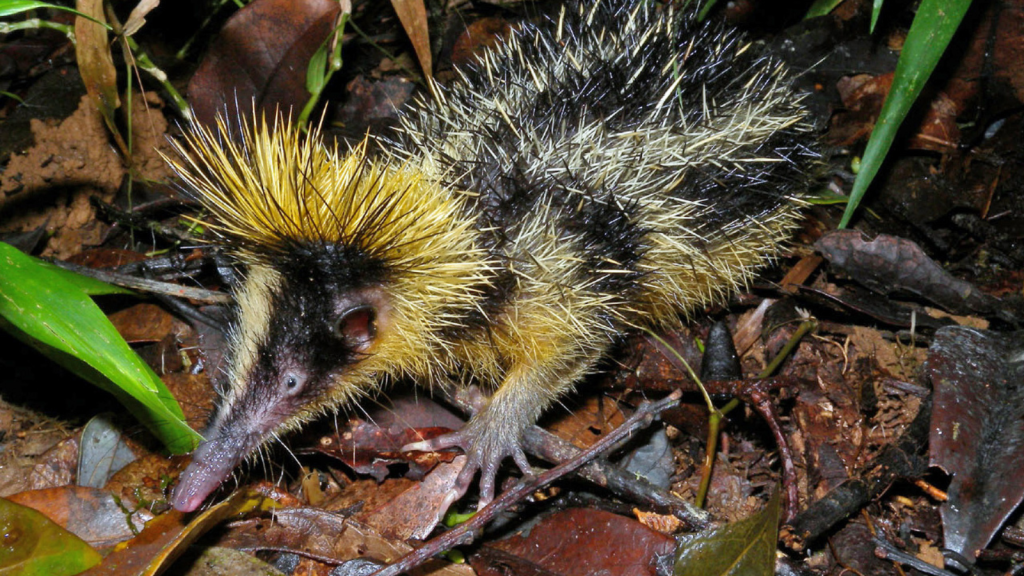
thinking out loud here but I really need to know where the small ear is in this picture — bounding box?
[335,305,377,352]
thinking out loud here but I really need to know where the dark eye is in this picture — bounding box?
[280,371,307,396]
[334,305,377,352]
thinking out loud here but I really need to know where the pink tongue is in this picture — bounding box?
[171,434,250,512]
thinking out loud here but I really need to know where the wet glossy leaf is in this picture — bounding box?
[0,497,101,575]
[674,489,780,576]
[928,327,1024,559]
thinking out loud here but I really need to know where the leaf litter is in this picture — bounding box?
[2,0,1024,574]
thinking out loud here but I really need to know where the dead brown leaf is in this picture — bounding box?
[74,0,125,156]
[390,0,433,86]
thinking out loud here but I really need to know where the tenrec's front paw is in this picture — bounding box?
[403,416,531,508]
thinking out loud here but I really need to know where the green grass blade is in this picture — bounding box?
[696,0,720,21]
[0,0,110,28]
[0,243,201,453]
[839,0,973,228]
[0,0,60,17]
[870,0,884,33]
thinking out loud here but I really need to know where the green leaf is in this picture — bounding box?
[35,261,131,296]
[305,41,329,95]
[299,12,349,129]
[0,497,102,575]
[0,91,25,103]
[0,0,109,28]
[804,0,844,19]
[696,0,720,22]
[805,188,852,206]
[838,0,973,228]
[870,0,884,33]
[674,489,780,576]
[0,243,201,454]
[0,0,63,17]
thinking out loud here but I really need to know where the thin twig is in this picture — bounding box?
[742,383,799,521]
[91,197,196,244]
[873,537,959,576]
[370,390,684,576]
[522,426,710,529]
[427,385,710,528]
[48,259,231,304]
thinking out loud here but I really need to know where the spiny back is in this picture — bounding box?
[395,0,816,328]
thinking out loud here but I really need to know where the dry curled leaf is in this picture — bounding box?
[816,230,1000,316]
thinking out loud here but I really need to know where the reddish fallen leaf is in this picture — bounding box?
[313,419,455,482]
[451,17,513,69]
[108,303,185,344]
[927,326,1024,559]
[545,394,627,450]
[943,0,1024,117]
[159,372,216,429]
[65,248,148,269]
[610,328,703,394]
[482,508,675,576]
[308,394,463,481]
[828,72,960,152]
[827,73,889,147]
[188,0,340,127]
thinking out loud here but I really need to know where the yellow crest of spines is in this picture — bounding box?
[168,113,488,288]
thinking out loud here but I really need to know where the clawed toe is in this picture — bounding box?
[402,421,530,509]
[401,430,467,453]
